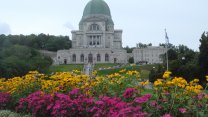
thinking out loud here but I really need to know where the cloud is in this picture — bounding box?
[63,22,74,30]
[0,21,11,35]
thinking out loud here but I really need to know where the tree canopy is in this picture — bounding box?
[0,45,52,78]
[198,32,208,83]
[0,34,71,51]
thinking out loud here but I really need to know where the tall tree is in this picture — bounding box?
[123,46,134,53]
[0,45,52,78]
[198,32,208,80]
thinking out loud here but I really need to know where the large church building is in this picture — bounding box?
[55,0,167,65]
[57,0,127,64]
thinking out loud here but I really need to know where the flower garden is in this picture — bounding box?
[0,69,208,117]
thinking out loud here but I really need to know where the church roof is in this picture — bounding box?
[83,0,111,17]
[80,0,114,25]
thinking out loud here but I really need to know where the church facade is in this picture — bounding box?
[56,0,127,64]
[55,0,167,65]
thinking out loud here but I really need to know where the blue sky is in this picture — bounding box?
[0,0,208,51]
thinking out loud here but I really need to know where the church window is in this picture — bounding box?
[90,24,100,31]
[72,54,76,62]
[88,53,93,63]
[80,54,84,62]
[105,53,109,62]
[64,59,67,64]
[97,54,101,62]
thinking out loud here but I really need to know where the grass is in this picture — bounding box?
[48,64,84,73]
[94,63,120,70]
[96,64,158,79]
[140,70,150,79]
[141,89,154,95]
[48,63,161,79]
[138,64,159,71]
[97,65,140,76]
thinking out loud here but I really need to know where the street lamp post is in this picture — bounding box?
[182,56,185,65]
[165,29,169,71]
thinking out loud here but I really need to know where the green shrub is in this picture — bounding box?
[0,110,33,117]
[0,110,11,117]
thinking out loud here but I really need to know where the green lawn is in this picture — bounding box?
[138,64,159,71]
[96,64,159,79]
[94,63,120,70]
[48,64,84,73]
[97,65,140,76]
[48,63,160,79]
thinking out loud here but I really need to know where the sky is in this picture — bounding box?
[0,0,208,51]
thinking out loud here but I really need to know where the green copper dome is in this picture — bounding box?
[83,0,111,17]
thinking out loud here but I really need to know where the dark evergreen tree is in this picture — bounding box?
[123,46,134,53]
[198,32,208,84]
[128,57,134,63]
[149,65,165,83]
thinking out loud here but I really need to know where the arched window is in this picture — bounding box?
[64,59,67,64]
[97,54,101,62]
[72,54,76,62]
[88,53,93,63]
[80,54,84,62]
[105,53,109,62]
[90,24,100,31]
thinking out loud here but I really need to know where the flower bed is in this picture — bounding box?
[0,70,208,117]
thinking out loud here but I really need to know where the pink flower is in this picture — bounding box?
[123,88,136,99]
[134,94,152,104]
[179,108,187,113]
[162,114,172,117]
[96,101,104,105]
[150,101,157,107]
[156,105,162,109]
[138,112,148,117]
[0,92,12,110]
[197,93,205,100]
[69,88,80,95]
[163,92,170,95]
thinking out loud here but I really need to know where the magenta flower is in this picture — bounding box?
[123,88,136,99]
[16,90,149,117]
[179,108,187,113]
[138,112,148,117]
[96,101,104,105]
[69,88,80,95]
[0,92,12,110]
[134,94,152,104]
[162,114,172,117]
[150,101,157,107]
[197,93,205,100]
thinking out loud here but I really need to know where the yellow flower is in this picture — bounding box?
[194,89,201,94]
[195,85,203,90]
[166,81,174,86]
[193,79,199,83]
[206,76,208,81]
[141,80,149,86]
[163,71,172,78]
[127,70,139,76]
[154,79,163,86]
[119,69,126,73]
